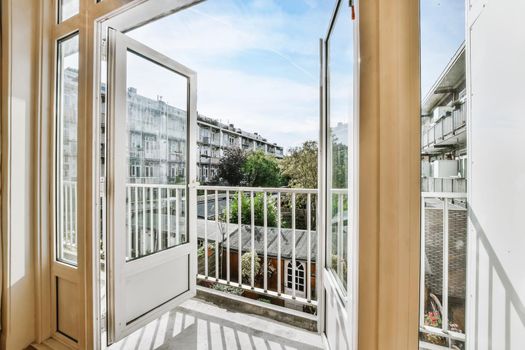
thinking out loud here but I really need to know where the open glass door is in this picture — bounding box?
[321,0,358,349]
[106,28,197,343]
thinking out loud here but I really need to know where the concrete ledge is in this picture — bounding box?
[196,286,319,332]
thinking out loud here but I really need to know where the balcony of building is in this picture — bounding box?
[421,103,467,155]
[59,180,469,350]
[60,183,325,348]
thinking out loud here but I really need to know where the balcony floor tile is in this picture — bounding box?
[108,298,323,350]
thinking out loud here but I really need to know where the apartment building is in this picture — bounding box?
[62,72,284,186]
[421,44,467,194]
[196,115,284,183]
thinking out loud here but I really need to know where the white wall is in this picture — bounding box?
[1,0,39,348]
[467,0,525,348]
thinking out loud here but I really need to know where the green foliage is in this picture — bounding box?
[241,251,261,284]
[331,136,349,189]
[225,192,277,227]
[217,147,247,185]
[212,283,244,296]
[280,140,318,189]
[197,243,215,258]
[242,150,283,187]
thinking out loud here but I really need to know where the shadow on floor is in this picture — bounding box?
[109,299,323,350]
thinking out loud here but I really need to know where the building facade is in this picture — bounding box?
[62,69,284,187]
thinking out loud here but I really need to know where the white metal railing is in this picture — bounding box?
[126,183,186,259]
[196,185,319,308]
[453,104,466,129]
[420,192,468,348]
[60,180,78,262]
[421,177,467,193]
[62,182,320,311]
[422,103,466,151]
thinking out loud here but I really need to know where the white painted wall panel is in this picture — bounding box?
[1,0,38,348]
[468,0,525,348]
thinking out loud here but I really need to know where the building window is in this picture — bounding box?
[59,0,79,22]
[286,261,305,293]
[145,136,156,150]
[145,165,153,177]
[56,33,79,266]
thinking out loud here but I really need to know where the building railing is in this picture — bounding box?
[421,177,467,193]
[420,192,467,349]
[422,103,466,149]
[62,182,321,315]
[195,185,319,310]
[126,183,186,259]
[61,181,78,259]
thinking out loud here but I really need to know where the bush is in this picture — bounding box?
[225,192,277,227]
[242,150,283,187]
[241,252,261,284]
[212,283,244,296]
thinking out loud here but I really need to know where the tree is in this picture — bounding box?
[217,147,247,185]
[242,150,283,187]
[225,192,277,226]
[280,141,318,189]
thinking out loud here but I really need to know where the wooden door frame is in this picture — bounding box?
[357,0,421,349]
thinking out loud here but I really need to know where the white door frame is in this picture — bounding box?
[318,0,360,349]
[106,28,198,343]
[94,1,203,347]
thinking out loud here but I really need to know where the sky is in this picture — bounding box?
[128,0,336,151]
[420,0,465,97]
[127,0,465,151]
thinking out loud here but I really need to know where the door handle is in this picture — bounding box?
[188,181,200,189]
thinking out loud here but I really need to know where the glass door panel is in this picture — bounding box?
[125,51,189,261]
[321,0,358,349]
[107,28,197,343]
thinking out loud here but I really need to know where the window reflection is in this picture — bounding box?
[57,34,79,266]
[60,0,79,22]
[125,51,189,261]
[327,3,354,291]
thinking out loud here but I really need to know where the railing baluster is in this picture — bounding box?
[307,192,312,302]
[215,190,219,281]
[150,187,154,252]
[443,198,449,332]
[238,190,242,286]
[226,190,230,284]
[72,184,76,246]
[142,187,146,255]
[204,189,208,279]
[250,191,255,289]
[337,193,343,276]
[68,183,73,247]
[292,192,296,299]
[263,192,268,292]
[419,197,426,329]
[277,192,282,295]
[175,188,180,245]
[157,186,162,251]
[127,186,131,259]
[167,188,171,247]
[134,186,138,259]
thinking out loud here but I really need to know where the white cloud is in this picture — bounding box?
[127,0,337,149]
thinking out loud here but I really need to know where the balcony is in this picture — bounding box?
[420,192,468,350]
[60,183,321,335]
[108,297,323,349]
[421,104,467,154]
[421,177,467,193]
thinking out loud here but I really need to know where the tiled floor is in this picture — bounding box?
[108,298,324,350]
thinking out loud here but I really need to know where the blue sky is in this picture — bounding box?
[128,0,336,151]
[420,0,465,97]
[128,0,464,151]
